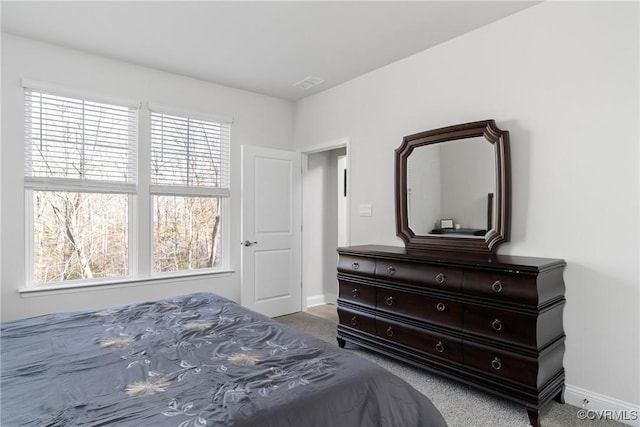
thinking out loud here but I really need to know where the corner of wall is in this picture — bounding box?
[305,293,337,308]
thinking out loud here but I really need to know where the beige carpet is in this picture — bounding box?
[276,310,624,427]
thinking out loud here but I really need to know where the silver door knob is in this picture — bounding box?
[241,240,258,247]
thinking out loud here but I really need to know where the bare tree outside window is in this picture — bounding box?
[33,191,128,282]
[153,196,220,272]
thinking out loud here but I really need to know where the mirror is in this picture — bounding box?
[407,137,495,236]
[395,120,510,254]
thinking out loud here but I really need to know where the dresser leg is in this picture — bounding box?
[526,407,540,427]
[554,385,565,404]
[337,337,346,348]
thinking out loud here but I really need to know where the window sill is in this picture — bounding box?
[18,269,235,297]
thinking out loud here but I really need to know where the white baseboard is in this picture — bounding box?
[305,293,337,308]
[565,384,640,426]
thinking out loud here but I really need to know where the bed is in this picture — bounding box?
[1,292,447,426]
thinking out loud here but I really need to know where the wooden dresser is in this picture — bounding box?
[336,245,566,427]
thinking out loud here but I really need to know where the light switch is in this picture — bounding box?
[359,204,373,217]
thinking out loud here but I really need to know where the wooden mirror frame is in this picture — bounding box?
[395,120,511,254]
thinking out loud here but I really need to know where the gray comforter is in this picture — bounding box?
[1,292,447,427]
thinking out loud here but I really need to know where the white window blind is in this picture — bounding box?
[150,110,230,197]
[24,88,137,192]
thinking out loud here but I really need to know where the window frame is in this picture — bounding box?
[148,104,232,277]
[23,82,139,287]
[22,82,233,290]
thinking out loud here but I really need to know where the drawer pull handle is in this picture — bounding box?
[351,316,358,326]
[352,262,360,270]
[436,302,446,312]
[385,296,395,306]
[492,319,503,331]
[435,273,446,284]
[492,280,503,293]
[386,326,394,337]
[491,357,502,370]
[435,341,445,353]
[351,288,360,297]
[387,266,396,275]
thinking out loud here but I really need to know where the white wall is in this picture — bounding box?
[1,34,294,321]
[294,0,639,412]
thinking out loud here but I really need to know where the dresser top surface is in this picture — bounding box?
[337,245,565,272]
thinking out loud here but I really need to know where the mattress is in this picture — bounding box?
[1,292,447,426]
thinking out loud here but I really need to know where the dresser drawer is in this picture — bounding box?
[462,339,564,389]
[463,270,539,305]
[338,279,376,309]
[377,318,463,363]
[463,341,539,386]
[375,260,462,293]
[337,255,376,277]
[338,306,376,335]
[463,303,564,349]
[376,288,462,330]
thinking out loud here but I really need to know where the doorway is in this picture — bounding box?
[301,139,349,309]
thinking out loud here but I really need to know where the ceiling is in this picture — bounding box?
[1,1,539,101]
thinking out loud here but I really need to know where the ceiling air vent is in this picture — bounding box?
[293,76,325,90]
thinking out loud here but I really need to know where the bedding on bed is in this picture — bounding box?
[1,292,447,427]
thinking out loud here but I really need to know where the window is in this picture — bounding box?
[24,87,137,284]
[23,84,232,288]
[149,109,230,273]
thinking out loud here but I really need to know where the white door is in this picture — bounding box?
[241,145,301,317]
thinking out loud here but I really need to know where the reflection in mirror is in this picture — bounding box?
[407,137,495,237]
[395,119,510,254]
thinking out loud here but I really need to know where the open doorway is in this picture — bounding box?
[301,139,349,309]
